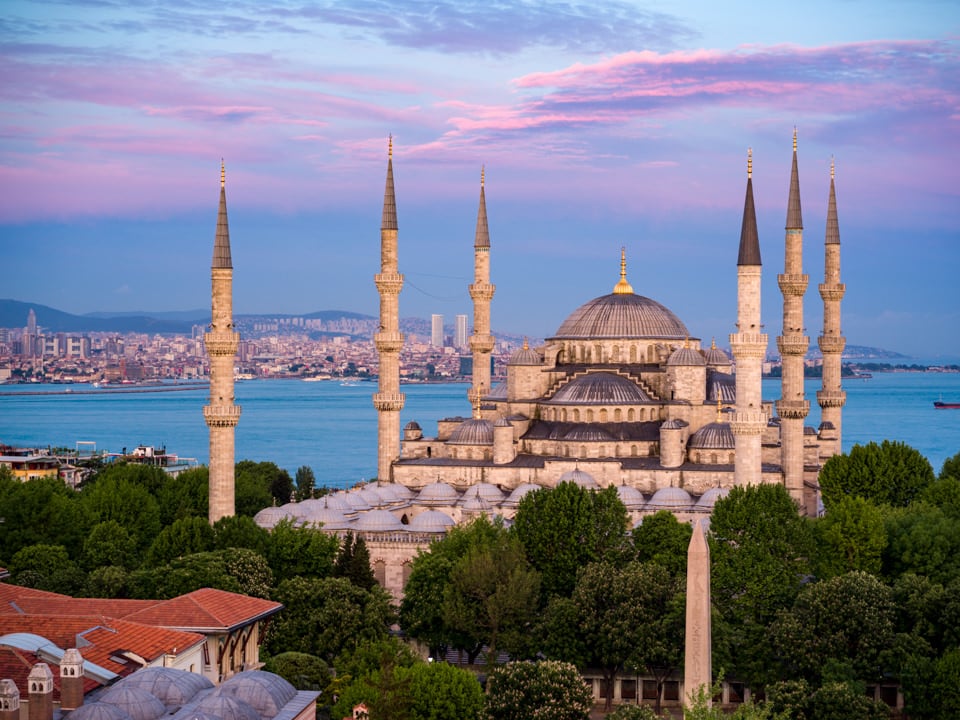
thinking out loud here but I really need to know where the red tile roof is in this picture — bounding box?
[0,646,102,701]
[123,588,281,632]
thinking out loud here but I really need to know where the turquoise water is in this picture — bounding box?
[1,374,958,487]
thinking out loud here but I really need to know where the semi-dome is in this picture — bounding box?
[552,292,689,340]
[548,372,652,405]
[407,510,456,533]
[353,509,404,532]
[447,418,494,445]
[219,670,297,719]
[667,346,706,367]
[564,425,615,442]
[688,422,735,450]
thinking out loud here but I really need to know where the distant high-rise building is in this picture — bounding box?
[431,314,444,347]
[455,314,468,350]
[23,309,38,358]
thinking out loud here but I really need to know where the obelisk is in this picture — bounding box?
[684,518,712,709]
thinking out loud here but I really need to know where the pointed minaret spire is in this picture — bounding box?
[818,157,846,461]
[730,148,768,488]
[777,130,810,507]
[470,166,496,405]
[374,136,406,483]
[205,160,241,523]
[613,247,634,294]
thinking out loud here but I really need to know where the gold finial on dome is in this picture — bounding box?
[747,148,752,179]
[220,159,225,188]
[711,337,717,349]
[613,246,634,295]
[522,337,529,350]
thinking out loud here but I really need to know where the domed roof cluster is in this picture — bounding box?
[72,667,308,720]
[548,372,653,405]
[552,293,689,340]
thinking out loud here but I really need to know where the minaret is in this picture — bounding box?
[776,130,810,505]
[817,158,846,456]
[205,161,241,523]
[730,149,768,487]
[373,137,405,482]
[468,166,495,406]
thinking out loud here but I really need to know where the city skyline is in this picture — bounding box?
[2,1,958,359]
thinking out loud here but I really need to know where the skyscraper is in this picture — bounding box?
[431,314,444,347]
[454,314,468,350]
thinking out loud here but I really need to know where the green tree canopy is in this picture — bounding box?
[79,472,161,553]
[631,509,693,577]
[155,466,208,525]
[294,465,316,501]
[513,481,629,599]
[265,518,338,583]
[334,531,377,591]
[235,460,293,513]
[212,514,270,555]
[145,516,215,567]
[812,495,888,579]
[819,440,935,510]
[485,661,592,720]
[8,543,85,594]
[883,504,960,586]
[263,651,331,693]
[0,476,90,563]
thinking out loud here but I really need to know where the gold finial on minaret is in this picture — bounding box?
[716,391,723,422]
[830,155,835,180]
[613,246,634,295]
[747,148,752,179]
[388,134,393,159]
[481,164,485,188]
[220,159,225,188]
[793,127,798,152]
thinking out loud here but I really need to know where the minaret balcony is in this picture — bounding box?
[775,398,810,420]
[777,273,809,296]
[470,334,495,353]
[373,392,406,412]
[776,335,809,356]
[729,333,768,358]
[818,283,846,301]
[204,404,242,427]
[469,282,496,301]
[374,331,405,353]
[818,336,846,354]
[817,389,847,408]
[375,273,404,294]
[730,411,767,435]
[204,332,240,356]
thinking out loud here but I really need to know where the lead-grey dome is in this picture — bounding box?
[116,666,212,707]
[548,372,652,405]
[667,346,706,367]
[616,484,646,510]
[508,343,541,365]
[194,693,260,720]
[68,704,132,720]
[99,686,166,720]
[558,468,598,489]
[647,486,693,510]
[688,422,735,450]
[417,481,460,505]
[353,509,404,532]
[407,510,455,532]
[552,293,689,340]
[219,671,296,719]
[447,418,494,445]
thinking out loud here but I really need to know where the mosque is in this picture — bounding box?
[225,132,845,600]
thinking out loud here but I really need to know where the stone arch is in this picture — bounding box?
[628,408,635,421]
[600,408,608,422]
[614,408,622,422]
[374,559,386,586]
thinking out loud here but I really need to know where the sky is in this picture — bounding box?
[1,0,958,360]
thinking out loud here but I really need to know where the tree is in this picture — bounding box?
[513,481,629,599]
[921,475,960,519]
[399,661,484,720]
[80,473,162,553]
[939,451,960,482]
[155,466,208,525]
[263,651,331,693]
[883,504,960,586]
[709,484,814,689]
[8,543,85,594]
[266,518,338,582]
[0,476,90,562]
[145,516,215,567]
[81,520,137,571]
[812,495,887,579]
[632,509,693,576]
[771,571,895,685]
[441,534,540,670]
[485,661,592,720]
[128,547,272,599]
[334,531,377,590]
[235,460,293,512]
[294,465,316,501]
[83,565,129,598]
[819,440,935,510]
[268,576,394,662]
[212,514,270,555]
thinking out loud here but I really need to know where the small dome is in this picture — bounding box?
[404,421,422,431]
[502,482,542,506]
[548,372,652,405]
[99,686,166,720]
[417,482,461,505]
[219,671,297,719]
[558,468,599,489]
[462,482,506,503]
[660,419,685,430]
[688,422,735,450]
[253,506,289,529]
[358,486,385,507]
[508,342,541,366]
[647,487,693,510]
[616,484,646,510]
[818,420,836,431]
[353,509,404,532]
[407,510,456,533]
[116,666,212,707]
[317,494,355,512]
[667,346,706,367]
[694,487,730,511]
[195,693,261,720]
[703,343,731,366]
[564,425,614,441]
[342,492,371,511]
[447,418,494,445]
[494,416,512,428]
[460,495,494,513]
[552,292,689,340]
[804,425,818,436]
[68,705,132,720]
[487,382,508,400]
[384,483,414,500]
[302,504,352,530]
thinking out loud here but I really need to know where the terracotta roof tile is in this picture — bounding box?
[0,647,103,701]
[123,588,281,632]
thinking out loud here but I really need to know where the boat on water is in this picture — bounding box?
[934,400,960,409]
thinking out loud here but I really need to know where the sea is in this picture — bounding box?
[1,372,959,488]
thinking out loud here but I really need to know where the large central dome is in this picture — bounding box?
[552,292,690,340]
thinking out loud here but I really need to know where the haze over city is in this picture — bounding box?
[2,0,958,359]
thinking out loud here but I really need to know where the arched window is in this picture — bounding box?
[630,346,638,363]
[374,560,386,586]
[628,408,635,421]
[586,409,594,422]
[614,408,622,422]
[600,409,608,422]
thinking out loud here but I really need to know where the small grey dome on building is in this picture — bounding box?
[358,486,385,507]
[404,421,422,432]
[195,693,261,720]
[342,492,372,511]
[317,494,355,512]
[115,666,212,708]
[508,341,541,365]
[502,482,542,506]
[660,419,686,430]
[548,372,652,405]
[416,481,461,505]
[564,425,614,442]
[558,467,599,489]
[253,506,288,530]
[460,495,494,513]
[302,504,353,531]
[384,482,414,500]
[552,292,690,340]
[494,416,512,428]
[688,422,735,450]
[68,704,133,720]
[447,418,494,445]
[616,484,646,510]
[353,509,404,532]
[804,425,818,436]
[407,510,456,533]
[694,487,730,511]
[647,486,693,510]
[462,482,506,503]
[99,685,167,720]
[703,342,731,366]
[667,346,706,366]
[219,670,297,719]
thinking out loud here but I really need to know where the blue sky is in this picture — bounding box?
[1,0,958,359]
